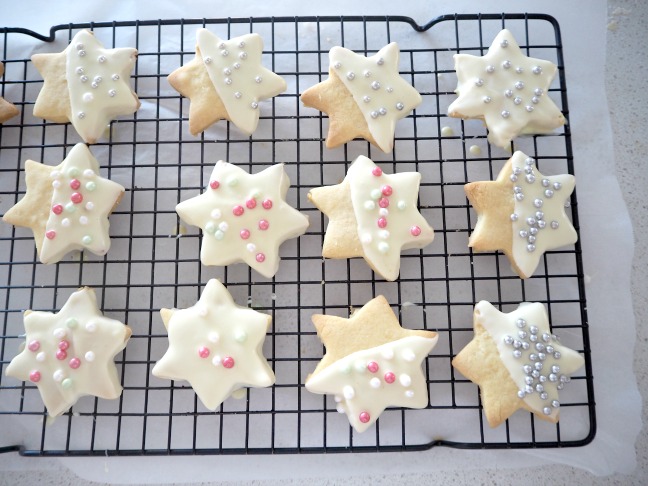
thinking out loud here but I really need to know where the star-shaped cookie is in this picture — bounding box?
[176,161,309,278]
[2,143,125,264]
[32,29,140,144]
[448,29,565,148]
[465,151,577,278]
[305,295,438,432]
[301,42,422,153]
[0,61,19,123]
[452,301,585,427]
[168,28,286,136]
[152,279,275,410]
[5,287,131,417]
[308,155,433,281]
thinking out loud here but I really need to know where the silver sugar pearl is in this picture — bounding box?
[396,102,404,110]
[536,383,544,393]
[542,179,550,187]
[513,340,522,349]
[538,353,547,361]
[523,364,533,374]
[525,385,534,394]
[516,67,524,74]
[535,362,543,371]
[514,186,522,193]
[536,343,545,352]
[560,375,570,383]
[513,167,522,175]
[501,110,510,118]
[521,342,530,350]
[250,101,258,109]
[529,326,539,335]
[76,67,84,75]
[565,200,571,208]
[545,189,554,198]
[510,174,519,182]
[76,43,84,50]
[516,318,527,328]
[386,87,393,93]
[80,75,88,83]
[239,52,247,60]
[502,60,511,69]
[255,76,262,83]
[486,65,495,73]
[546,345,554,354]
[557,383,564,390]
[518,330,528,339]
[501,39,509,47]
[526,105,534,112]
[238,41,245,48]
[510,213,519,222]
[515,193,524,201]
[538,220,547,229]
[98,55,106,63]
[333,61,341,69]
[378,107,387,116]
[78,50,86,57]
[371,81,381,90]
[221,50,229,57]
[518,390,526,398]
[532,96,540,104]
[515,81,525,90]
[78,111,85,119]
[363,70,371,77]
[552,400,560,408]
[533,198,543,208]
[526,217,537,226]
[108,89,116,97]
[532,370,540,378]
[504,89,513,97]
[370,111,379,119]
[540,392,549,400]
[525,166,534,174]
[514,97,522,105]
[527,244,536,252]
[346,71,355,80]
[91,82,98,89]
[363,95,371,103]
[543,333,552,342]
[513,350,522,358]
[532,66,542,75]
[503,335,514,345]
[552,365,560,374]
[112,74,120,81]
[534,88,544,96]
[483,96,492,104]
[234,92,242,99]
[529,353,538,361]
[526,174,536,183]
[528,235,536,244]
[530,226,539,235]
[94,76,102,83]
[553,181,562,190]
[218,42,226,49]
[525,376,534,385]
[233,62,241,69]
[549,373,558,382]
[525,157,535,166]
[224,78,232,85]
[551,221,560,229]
[530,334,538,342]
[519,230,528,238]
[475,78,484,87]
[376,57,384,65]
[223,67,231,76]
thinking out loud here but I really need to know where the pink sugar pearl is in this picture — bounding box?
[52,204,63,215]
[372,167,382,177]
[210,180,220,190]
[378,197,389,208]
[255,253,266,263]
[258,219,269,230]
[69,357,81,369]
[359,411,371,423]
[246,198,257,209]
[29,370,41,382]
[58,340,70,351]
[232,205,245,216]
[410,225,422,237]
[45,230,56,240]
[69,179,81,190]
[381,185,393,196]
[367,361,379,373]
[198,346,210,359]
[240,229,251,240]
[377,217,387,228]
[384,372,396,384]
[262,199,273,210]
[222,356,235,368]
[27,340,40,352]
[56,349,67,360]
[70,192,83,204]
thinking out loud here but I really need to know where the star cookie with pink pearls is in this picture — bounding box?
[464,151,577,278]
[168,29,287,136]
[5,287,131,417]
[32,29,140,144]
[2,143,125,264]
[176,161,309,278]
[305,295,438,433]
[452,301,585,427]
[301,42,422,153]
[308,155,434,281]
[152,279,275,410]
[448,29,565,148]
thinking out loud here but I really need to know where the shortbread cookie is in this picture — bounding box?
[152,279,275,410]
[176,161,309,278]
[168,29,286,136]
[448,29,565,148]
[465,151,577,278]
[5,287,131,417]
[308,155,433,281]
[2,143,125,264]
[0,61,19,123]
[305,295,438,432]
[301,43,422,153]
[452,301,585,427]
[32,29,139,144]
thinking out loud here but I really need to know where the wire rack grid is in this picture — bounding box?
[0,14,594,456]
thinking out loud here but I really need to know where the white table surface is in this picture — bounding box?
[0,0,645,484]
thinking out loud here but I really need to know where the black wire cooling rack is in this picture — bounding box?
[0,14,594,456]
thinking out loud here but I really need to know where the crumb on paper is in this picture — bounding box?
[607,20,619,31]
[469,145,482,156]
[271,293,277,301]
[441,126,454,137]
[584,274,592,284]
[170,224,187,238]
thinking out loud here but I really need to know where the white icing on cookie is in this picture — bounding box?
[4,287,130,417]
[152,279,275,410]
[305,335,437,433]
[509,151,577,277]
[176,161,309,278]
[41,143,124,264]
[346,155,433,281]
[330,43,422,153]
[474,301,584,420]
[448,29,565,148]
[196,29,287,135]
[65,30,139,143]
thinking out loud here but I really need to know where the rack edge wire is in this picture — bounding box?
[0,13,595,456]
